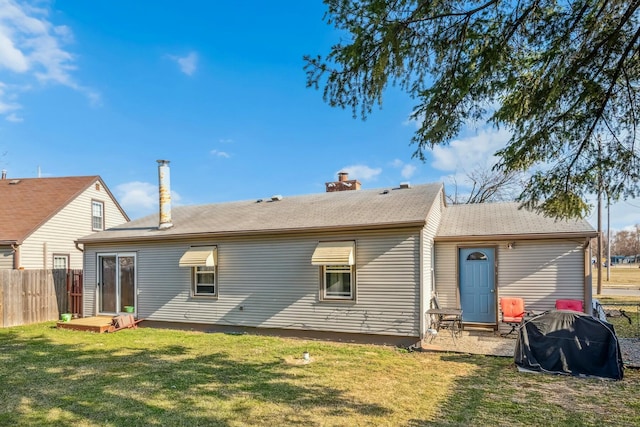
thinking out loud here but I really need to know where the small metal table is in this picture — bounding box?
[427,308,463,341]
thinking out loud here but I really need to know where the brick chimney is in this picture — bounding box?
[325,172,361,192]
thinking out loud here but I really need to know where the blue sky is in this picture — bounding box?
[0,0,637,231]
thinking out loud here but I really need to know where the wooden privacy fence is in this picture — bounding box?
[0,269,83,328]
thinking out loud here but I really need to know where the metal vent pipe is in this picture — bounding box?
[157,160,173,229]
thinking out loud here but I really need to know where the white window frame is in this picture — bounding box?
[192,266,217,298]
[92,200,104,231]
[321,264,355,301]
[53,254,69,270]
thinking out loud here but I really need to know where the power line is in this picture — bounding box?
[622,200,640,209]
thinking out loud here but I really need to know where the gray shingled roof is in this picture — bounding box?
[436,202,596,239]
[79,183,444,243]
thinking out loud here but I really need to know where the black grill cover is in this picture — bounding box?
[514,310,623,380]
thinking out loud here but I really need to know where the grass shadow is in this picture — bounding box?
[0,326,390,426]
[407,353,640,426]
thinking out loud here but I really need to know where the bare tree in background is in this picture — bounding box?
[446,166,525,205]
[608,225,640,257]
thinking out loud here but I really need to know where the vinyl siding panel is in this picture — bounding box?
[84,229,422,337]
[497,240,585,311]
[435,239,587,328]
[20,181,127,269]
[0,247,13,269]
[434,242,459,308]
[420,189,444,335]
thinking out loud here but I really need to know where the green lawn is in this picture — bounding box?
[0,323,638,426]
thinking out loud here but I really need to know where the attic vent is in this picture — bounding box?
[256,199,263,203]
[381,189,389,195]
[271,195,283,201]
[399,182,411,189]
[9,179,21,185]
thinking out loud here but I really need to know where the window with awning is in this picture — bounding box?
[179,246,217,267]
[312,241,356,302]
[311,241,355,266]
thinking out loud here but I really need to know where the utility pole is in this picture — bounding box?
[597,190,603,294]
[597,136,603,295]
[606,191,610,281]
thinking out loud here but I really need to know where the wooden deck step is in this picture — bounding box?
[56,316,114,333]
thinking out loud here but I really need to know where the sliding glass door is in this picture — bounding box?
[98,253,136,314]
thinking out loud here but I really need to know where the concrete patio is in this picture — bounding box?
[420,327,640,368]
[421,327,516,357]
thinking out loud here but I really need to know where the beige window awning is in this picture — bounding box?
[179,246,217,267]
[311,241,355,266]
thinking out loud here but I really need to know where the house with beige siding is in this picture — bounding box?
[0,173,129,270]
[77,163,596,344]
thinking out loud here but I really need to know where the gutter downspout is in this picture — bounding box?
[584,237,593,315]
[419,229,425,342]
[11,243,20,270]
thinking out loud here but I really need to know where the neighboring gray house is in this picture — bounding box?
[77,163,596,343]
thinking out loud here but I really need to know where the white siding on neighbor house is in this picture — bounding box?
[420,189,444,335]
[0,247,13,269]
[435,239,587,322]
[20,181,127,270]
[84,229,422,337]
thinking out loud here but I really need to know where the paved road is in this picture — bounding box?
[597,288,640,297]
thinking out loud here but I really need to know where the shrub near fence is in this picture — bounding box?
[0,269,74,328]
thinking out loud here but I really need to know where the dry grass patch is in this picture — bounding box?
[595,265,640,287]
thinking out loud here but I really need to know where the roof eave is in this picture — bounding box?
[434,231,598,242]
[77,220,428,245]
[96,176,130,222]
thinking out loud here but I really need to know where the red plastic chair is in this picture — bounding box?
[499,297,525,337]
[555,299,584,312]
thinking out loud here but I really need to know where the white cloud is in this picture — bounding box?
[430,127,512,172]
[0,82,19,113]
[390,158,417,179]
[0,99,19,114]
[340,164,382,181]
[0,0,95,120]
[115,181,157,212]
[210,149,230,158]
[219,138,234,144]
[403,110,512,173]
[0,32,29,72]
[5,112,22,122]
[401,164,417,179]
[115,181,182,219]
[402,112,422,129]
[85,89,102,107]
[169,51,198,76]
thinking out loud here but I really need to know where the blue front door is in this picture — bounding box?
[459,247,496,323]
